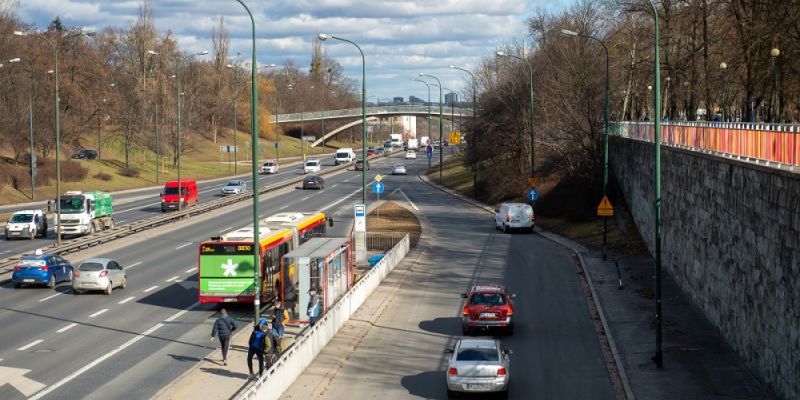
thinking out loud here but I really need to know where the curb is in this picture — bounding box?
[417,171,635,400]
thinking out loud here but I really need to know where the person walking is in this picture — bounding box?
[247,318,270,379]
[271,301,289,353]
[210,308,237,365]
[307,289,321,327]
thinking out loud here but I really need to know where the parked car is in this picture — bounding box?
[355,159,369,171]
[71,149,98,160]
[260,160,279,174]
[304,159,321,174]
[376,147,386,155]
[461,284,516,335]
[12,250,73,288]
[405,151,417,160]
[302,175,325,190]
[221,179,247,196]
[161,179,199,212]
[5,209,48,240]
[72,258,127,295]
[494,203,534,233]
[391,164,407,175]
[445,338,511,397]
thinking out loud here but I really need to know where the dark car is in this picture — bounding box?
[461,284,516,334]
[71,149,98,160]
[355,159,370,171]
[302,175,325,190]
[12,251,73,288]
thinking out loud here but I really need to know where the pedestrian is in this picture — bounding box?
[210,308,237,366]
[271,301,289,352]
[247,318,270,379]
[307,289,321,327]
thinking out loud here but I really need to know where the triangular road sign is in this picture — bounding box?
[597,196,614,217]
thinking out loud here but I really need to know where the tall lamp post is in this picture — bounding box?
[560,28,611,260]
[15,28,95,246]
[449,65,479,195]
[496,51,535,179]
[770,48,780,123]
[318,33,367,204]
[419,73,443,181]
[148,49,207,212]
[410,78,432,166]
[226,63,241,174]
[719,62,727,122]
[234,0,262,324]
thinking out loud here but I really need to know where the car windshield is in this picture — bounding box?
[9,214,34,223]
[226,181,242,186]
[306,161,319,166]
[263,162,274,167]
[336,152,349,157]
[163,187,188,196]
[78,262,104,271]
[456,347,499,361]
[470,293,506,306]
[59,197,85,214]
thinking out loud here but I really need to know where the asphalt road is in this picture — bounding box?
[0,150,412,400]
[0,152,367,261]
[282,155,616,399]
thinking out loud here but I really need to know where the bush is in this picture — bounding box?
[59,160,89,183]
[118,167,140,178]
[94,172,112,181]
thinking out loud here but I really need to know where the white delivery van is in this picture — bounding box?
[494,203,534,233]
[335,148,356,165]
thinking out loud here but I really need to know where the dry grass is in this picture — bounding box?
[367,201,421,249]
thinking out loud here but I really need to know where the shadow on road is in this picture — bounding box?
[400,370,446,400]
[418,316,462,336]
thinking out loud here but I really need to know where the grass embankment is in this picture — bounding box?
[0,127,380,206]
[427,154,648,256]
[367,201,421,249]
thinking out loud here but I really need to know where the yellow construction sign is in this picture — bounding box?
[527,177,540,188]
[597,196,614,217]
[449,131,461,145]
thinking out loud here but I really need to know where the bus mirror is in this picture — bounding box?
[328,217,334,227]
[210,236,221,241]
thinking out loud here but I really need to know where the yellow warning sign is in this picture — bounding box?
[527,177,540,188]
[597,196,614,217]
[449,131,461,144]
[375,175,383,182]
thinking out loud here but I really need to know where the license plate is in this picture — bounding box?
[10,232,20,236]
[480,312,496,318]
[23,279,34,283]
[223,298,237,302]
[465,383,489,390]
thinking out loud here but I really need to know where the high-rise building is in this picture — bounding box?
[393,96,404,104]
[409,95,424,104]
[445,92,458,106]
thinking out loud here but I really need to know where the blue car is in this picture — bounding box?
[12,252,73,288]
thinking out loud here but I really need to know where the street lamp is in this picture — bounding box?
[770,48,780,123]
[449,65,479,195]
[226,63,241,173]
[560,28,611,260]
[148,49,207,212]
[318,33,367,205]
[15,28,95,246]
[496,51,535,179]
[410,78,433,165]
[419,72,444,181]
[683,81,690,120]
[719,62,727,122]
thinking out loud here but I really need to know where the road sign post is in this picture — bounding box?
[354,204,367,263]
[372,180,385,218]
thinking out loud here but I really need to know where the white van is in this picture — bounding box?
[334,148,356,165]
[494,203,534,233]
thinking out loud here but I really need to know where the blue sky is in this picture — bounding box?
[17,0,569,102]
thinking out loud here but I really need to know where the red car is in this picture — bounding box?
[461,284,516,335]
[366,148,377,156]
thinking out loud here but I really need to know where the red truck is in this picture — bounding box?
[161,179,199,212]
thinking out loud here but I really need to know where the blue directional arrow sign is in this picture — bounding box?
[372,182,385,194]
[527,188,539,202]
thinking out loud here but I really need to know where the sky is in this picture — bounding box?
[17,0,570,102]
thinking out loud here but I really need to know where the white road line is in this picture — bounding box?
[185,267,196,273]
[89,309,109,318]
[323,187,362,210]
[118,296,136,304]
[175,242,193,250]
[116,202,159,214]
[39,293,62,302]
[124,262,142,270]
[56,323,78,333]
[17,339,43,351]
[279,205,289,210]
[301,196,310,201]
[117,220,127,224]
[220,226,233,233]
[0,250,10,254]
[343,178,351,182]
[397,189,420,211]
[143,285,159,293]
[329,184,338,189]
[165,276,179,282]
[29,302,200,400]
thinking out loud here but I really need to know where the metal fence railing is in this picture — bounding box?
[612,121,800,168]
[365,232,408,252]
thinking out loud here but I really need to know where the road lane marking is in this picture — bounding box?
[185,267,196,273]
[118,296,135,304]
[329,184,338,189]
[279,205,289,210]
[17,339,43,351]
[301,196,309,201]
[165,276,179,282]
[29,302,200,400]
[396,189,419,211]
[220,226,233,233]
[56,323,77,333]
[323,187,362,210]
[343,178,351,182]
[89,309,109,318]
[144,285,158,293]
[39,293,62,302]
[116,202,160,214]
[124,262,142,270]
[175,242,192,250]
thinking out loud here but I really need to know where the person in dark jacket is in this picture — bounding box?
[211,308,237,365]
[247,319,272,379]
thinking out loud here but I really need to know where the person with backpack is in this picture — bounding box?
[307,289,321,327]
[210,308,237,366]
[247,318,271,379]
[271,301,289,352]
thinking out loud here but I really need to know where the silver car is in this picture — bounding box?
[445,338,511,397]
[72,258,127,295]
[391,164,407,175]
[221,180,247,195]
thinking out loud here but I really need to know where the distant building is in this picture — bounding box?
[445,92,458,106]
[409,95,425,104]
[393,96,404,104]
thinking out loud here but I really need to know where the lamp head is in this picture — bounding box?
[560,29,578,37]
[197,50,209,56]
[496,51,505,57]
[226,64,233,69]
[147,50,159,56]
[13,30,26,36]
[719,62,727,70]
[770,48,780,57]
[8,58,20,63]
[81,28,96,37]
[318,33,329,41]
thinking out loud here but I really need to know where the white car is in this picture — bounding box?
[304,159,321,174]
[72,258,127,295]
[391,165,407,175]
[494,202,534,233]
[445,339,511,397]
[5,209,48,240]
[221,180,247,195]
[405,151,417,160]
[260,160,279,174]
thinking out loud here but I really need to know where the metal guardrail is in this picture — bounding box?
[274,105,473,123]
[0,152,393,276]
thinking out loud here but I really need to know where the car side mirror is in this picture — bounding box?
[444,348,454,354]
[328,217,334,227]
[460,293,468,298]
[505,349,513,355]
[510,294,517,299]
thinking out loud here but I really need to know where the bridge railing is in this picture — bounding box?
[273,105,473,122]
[612,121,800,168]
